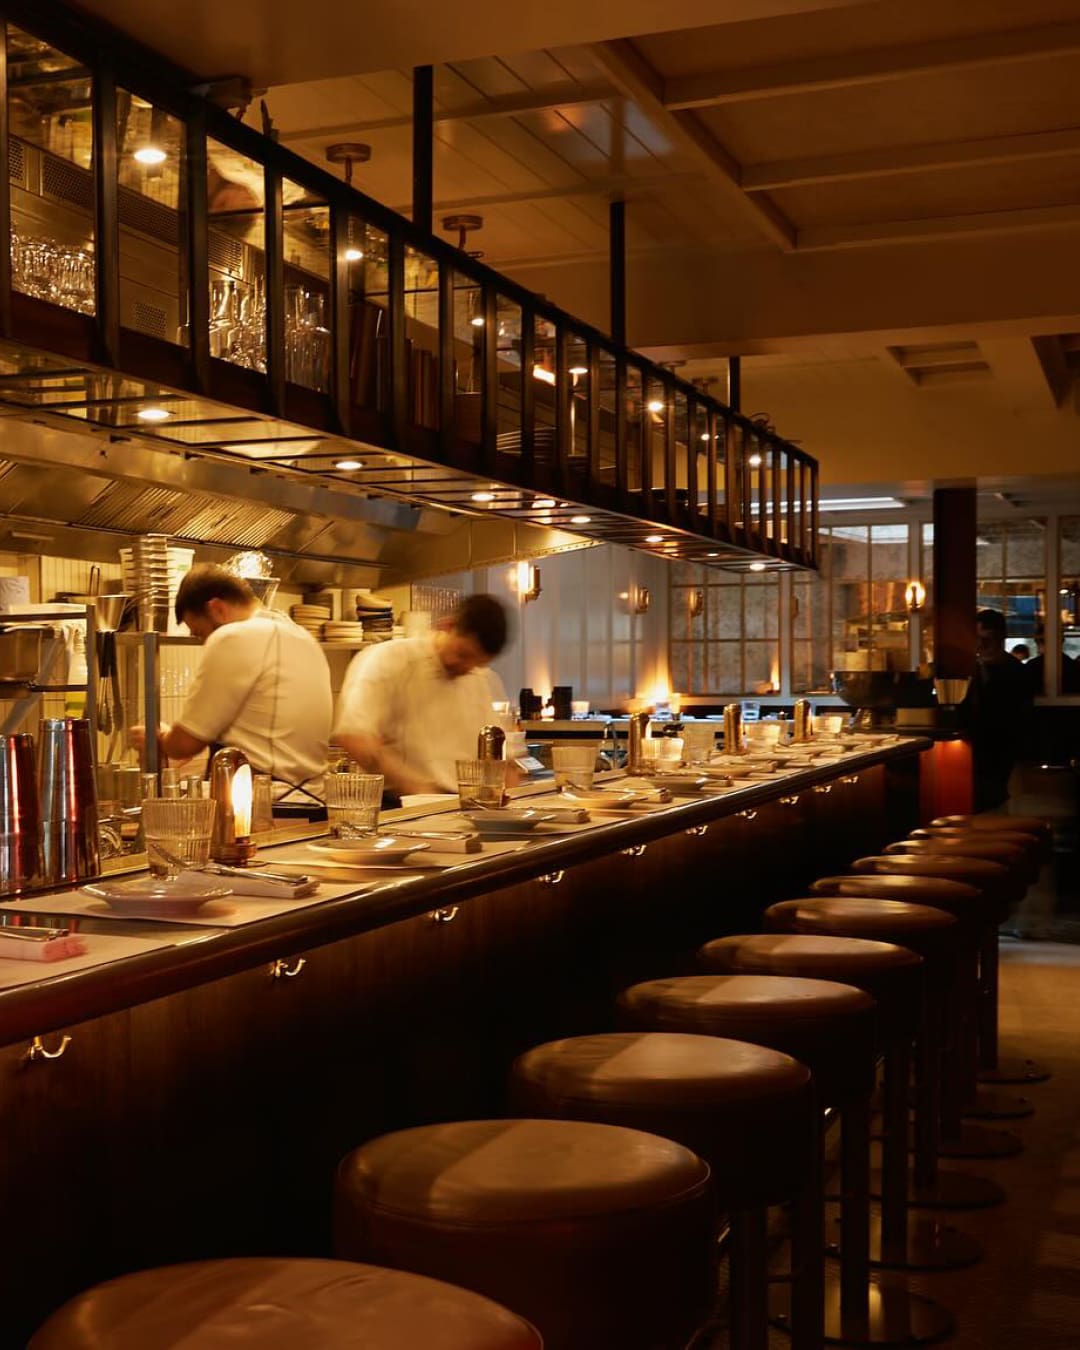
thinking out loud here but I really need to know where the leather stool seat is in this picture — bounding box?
[335,1118,713,1350]
[512,1031,814,1206]
[848,854,1019,917]
[931,815,1051,861]
[810,873,984,927]
[617,974,876,1105]
[28,1259,543,1350]
[908,830,1040,884]
[884,837,1035,886]
[698,933,923,1038]
[766,897,959,954]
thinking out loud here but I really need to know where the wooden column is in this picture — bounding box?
[932,485,976,677]
[609,199,626,345]
[412,65,434,234]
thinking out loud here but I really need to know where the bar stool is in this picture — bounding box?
[764,898,1005,1214]
[28,1258,543,1349]
[615,974,953,1346]
[847,853,1032,1115]
[808,871,1028,1131]
[510,1030,821,1350]
[930,813,1051,857]
[910,828,1041,885]
[335,1118,713,1350]
[696,933,982,1275]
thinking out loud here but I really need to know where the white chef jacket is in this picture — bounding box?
[334,636,507,791]
[175,608,332,802]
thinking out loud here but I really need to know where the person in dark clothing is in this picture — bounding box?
[962,609,1034,812]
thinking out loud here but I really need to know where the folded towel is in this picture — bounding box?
[0,931,88,962]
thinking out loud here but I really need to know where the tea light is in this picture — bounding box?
[209,747,257,864]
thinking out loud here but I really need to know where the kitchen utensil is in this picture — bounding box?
[39,717,99,885]
[0,731,41,896]
[202,861,314,885]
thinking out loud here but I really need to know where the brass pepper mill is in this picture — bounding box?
[477,725,506,761]
[626,710,650,774]
[723,702,744,755]
[209,747,257,865]
[793,698,814,743]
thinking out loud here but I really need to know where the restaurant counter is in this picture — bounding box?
[0,734,925,1348]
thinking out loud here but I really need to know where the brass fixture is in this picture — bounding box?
[685,825,708,837]
[905,580,926,612]
[688,588,704,618]
[209,747,256,866]
[27,1034,72,1062]
[621,844,648,858]
[633,586,650,615]
[428,907,460,923]
[515,561,542,604]
[538,872,564,886]
[269,957,306,979]
[443,213,485,258]
[326,142,372,186]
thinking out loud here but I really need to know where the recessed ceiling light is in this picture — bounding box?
[645,534,663,544]
[136,406,170,422]
[646,399,664,413]
[532,365,556,385]
[569,364,588,377]
[821,496,905,511]
[471,490,496,503]
[133,146,167,166]
[533,498,556,509]
[749,561,767,572]
[470,316,485,327]
[748,452,763,468]
[570,515,592,526]
[334,458,364,471]
[700,433,710,442]
[344,247,364,262]
[707,552,719,558]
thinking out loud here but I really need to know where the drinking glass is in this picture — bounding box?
[551,745,598,791]
[325,773,384,838]
[141,798,217,878]
[682,723,717,765]
[251,773,274,834]
[456,759,507,810]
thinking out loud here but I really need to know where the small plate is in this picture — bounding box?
[643,772,708,793]
[307,837,428,865]
[561,790,638,809]
[463,809,554,833]
[81,877,232,917]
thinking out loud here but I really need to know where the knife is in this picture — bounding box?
[201,862,314,886]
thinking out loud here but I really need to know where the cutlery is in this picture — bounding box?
[0,925,70,942]
[201,862,314,886]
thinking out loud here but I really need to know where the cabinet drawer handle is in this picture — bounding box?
[538,872,564,887]
[270,957,306,980]
[842,774,860,785]
[813,784,832,795]
[621,844,647,858]
[780,795,800,806]
[737,809,758,821]
[685,824,708,837]
[27,1034,71,1063]
[428,906,460,923]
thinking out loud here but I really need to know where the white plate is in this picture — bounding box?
[463,809,554,833]
[307,837,428,864]
[81,877,232,917]
[561,790,638,809]
[643,773,708,793]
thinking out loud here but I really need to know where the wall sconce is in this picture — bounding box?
[515,561,542,603]
[904,580,926,613]
[633,586,651,615]
[688,588,704,618]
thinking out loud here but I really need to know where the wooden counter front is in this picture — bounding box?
[0,738,922,1347]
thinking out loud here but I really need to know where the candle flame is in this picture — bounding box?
[231,763,253,839]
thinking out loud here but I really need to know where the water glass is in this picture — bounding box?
[682,723,717,765]
[456,759,507,810]
[142,797,217,878]
[251,773,274,834]
[641,737,683,767]
[551,745,598,791]
[325,773,384,838]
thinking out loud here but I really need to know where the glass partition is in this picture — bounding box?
[452,269,483,445]
[207,139,265,371]
[282,178,330,391]
[976,520,1046,686]
[670,564,780,695]
[404,245,439,428]
[346,218,389,413]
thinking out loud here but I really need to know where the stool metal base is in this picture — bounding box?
[872,1168,1006,1210]
[978,1055,1051,1085]
[826,1207,984,1272]
[771,1274,954,1346]
[962,1088,1035,1119]
[936,1123,1024,1159]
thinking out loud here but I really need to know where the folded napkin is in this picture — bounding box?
[180,869,319,899]
[0,931,88,962]
[538,805,590,824]
[396,832,481,853]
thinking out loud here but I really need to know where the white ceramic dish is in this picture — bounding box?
[463,809,554,833]
[561,790,638,809]
[644,773,708,793]
[81,877,232,917]
[307,837,428,865]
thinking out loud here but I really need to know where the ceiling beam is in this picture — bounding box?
[798,202,1080,252]
[980,336,1072,410]
[390,170,704,216]
[591,39,796,251]
[278,82,620,142]
[743,126,1080,191]
[664,18,1080,109]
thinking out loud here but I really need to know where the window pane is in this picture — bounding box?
[207,140,265,371]
[404,246,439,427]
[347,219,389,413]
[282,179,330,391]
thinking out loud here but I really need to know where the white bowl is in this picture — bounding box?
[308,837,427,864]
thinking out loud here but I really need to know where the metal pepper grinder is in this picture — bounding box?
[626,711,650,774]
[723,702,744,755]
[793,698,814,742]
[477,725,506,761]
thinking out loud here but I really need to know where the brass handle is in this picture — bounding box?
[27,1034,71,1063]
[841,774,860,785]
[538,872,564,887]
[779,795,800,806]
[813,784,832,795]
[621,844,647,858]
[685,825,708,837]
[428,906,460,923]
[270,957,306,980]
[737,809,758,821]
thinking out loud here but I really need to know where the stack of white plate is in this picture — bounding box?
[322,620,366,645]
[291,603,331,638]
[120,539,195,633]
[354,591,393,640]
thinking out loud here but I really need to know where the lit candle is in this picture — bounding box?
[231,763,253,839]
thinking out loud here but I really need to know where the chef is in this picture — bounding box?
[334,593,510,796]
[137,564,333,817]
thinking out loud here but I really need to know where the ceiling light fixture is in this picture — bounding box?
[569,364,588,377]
[533,498,556,510]
[748,561,767,572]
[706,552,719,558]
[748,452,763,468]
[470,316,485,327]
[700,433,710,442]
[570,514,591,526]
[136,406,170,422]
[646,399,664,414]
[645,534,663,544]
[344,247,364,262]
[471,490,496,503]
[532,365,556,385]
[133,145,167,166]
[334,458,364,471]
[821,496,905,511]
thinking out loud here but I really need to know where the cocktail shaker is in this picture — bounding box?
[39,717,100,884]
[723,702,744,754]
[627,710,650,773]
[0,732,41,895]
[793,698,814,742]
